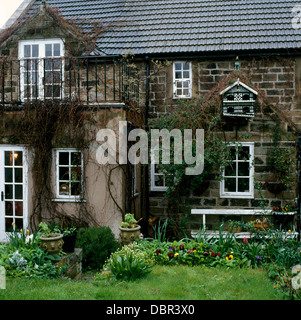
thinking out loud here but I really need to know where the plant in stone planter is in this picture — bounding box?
[119,213,141,245]
[38,222,64,255]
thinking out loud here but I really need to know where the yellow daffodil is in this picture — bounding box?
[26,229,30,235]
[288,230,291,233]
[20,229,23,233]
[11,222,14,227]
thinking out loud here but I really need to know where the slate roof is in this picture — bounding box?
[17,0,301,56]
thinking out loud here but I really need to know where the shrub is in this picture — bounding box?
[75,226,119,270]
[97,242,153,281]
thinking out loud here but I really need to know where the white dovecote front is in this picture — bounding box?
[220,79,257,118]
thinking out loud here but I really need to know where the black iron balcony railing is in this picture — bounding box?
[0,55,140,107]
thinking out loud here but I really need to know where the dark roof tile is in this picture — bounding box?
[21,0,301,55]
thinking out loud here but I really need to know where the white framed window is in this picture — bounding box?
[173,61,192,98]
[220,142,254,199]
[55,149,84,200]
[150,163,169,191]
[18,39,64,101]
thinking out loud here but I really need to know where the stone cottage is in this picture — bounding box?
[0,0,301,240]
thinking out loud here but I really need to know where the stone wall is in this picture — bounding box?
[147,56,299,231]
[57,248,82,280]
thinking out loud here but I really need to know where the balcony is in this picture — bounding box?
[0,55,140,107]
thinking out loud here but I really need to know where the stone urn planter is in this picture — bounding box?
[40,233,64,255]
[119,225,141,245]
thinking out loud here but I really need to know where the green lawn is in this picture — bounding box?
[0,265,286,300]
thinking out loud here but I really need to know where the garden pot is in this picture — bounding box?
[40,233,64,255]
[119,225,141,245]
[62,232,77,253]
[253,223,269,231]
[227,225,242,233]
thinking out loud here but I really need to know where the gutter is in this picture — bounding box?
[297,137,301,240]
[143,56,150,221]
[124,48,301,62]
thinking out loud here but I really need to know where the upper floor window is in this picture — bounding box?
[220,142,254,199]
[18,39,64,101]
[173,61,192,98]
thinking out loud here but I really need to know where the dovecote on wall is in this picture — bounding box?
[220,79,257,118]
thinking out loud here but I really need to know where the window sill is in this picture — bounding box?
[172,96,192,100]
[52,198,87,203]
[150,188,168,192]
[220,194,254,199]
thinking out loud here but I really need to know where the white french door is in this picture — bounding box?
[0,146,28,242]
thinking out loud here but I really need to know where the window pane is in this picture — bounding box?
[59,152,69,165]
[5,185,13,200]
[5,218,14,232]
[71,182,81,196]
[183,71,190,78]
[175,63,182,70]
[238,162,249,176]
[24,45,31,58]
[155,175,164,187]
[32,71,38,84]
[15,218,23,231]
[15,168,23,183]
[225,163,236,176]
[52,72,61,82]
[225,178,236,192]
[53,85,61,97]
[229,148,236,161]
[53,44,60,56]
[183,89,189,96]
[183,81,189,88]
[45,71,53,84]
[175,71,182,79]
[5,151,13,166]
[15,202,23,217]
[45,44,52,57]
[238,178,249,192]
[238,146,250,160]
[5,168,13,183]
[53,58,62,69]
[32,45,39,58]
[15,185,23,200]
[14,152,23,166]
[59,182,69,195]
[71,167,81,181]
[45,59,52,70]
[59,167,69,180]
[5,202,13,216]
[183,62,190,70]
